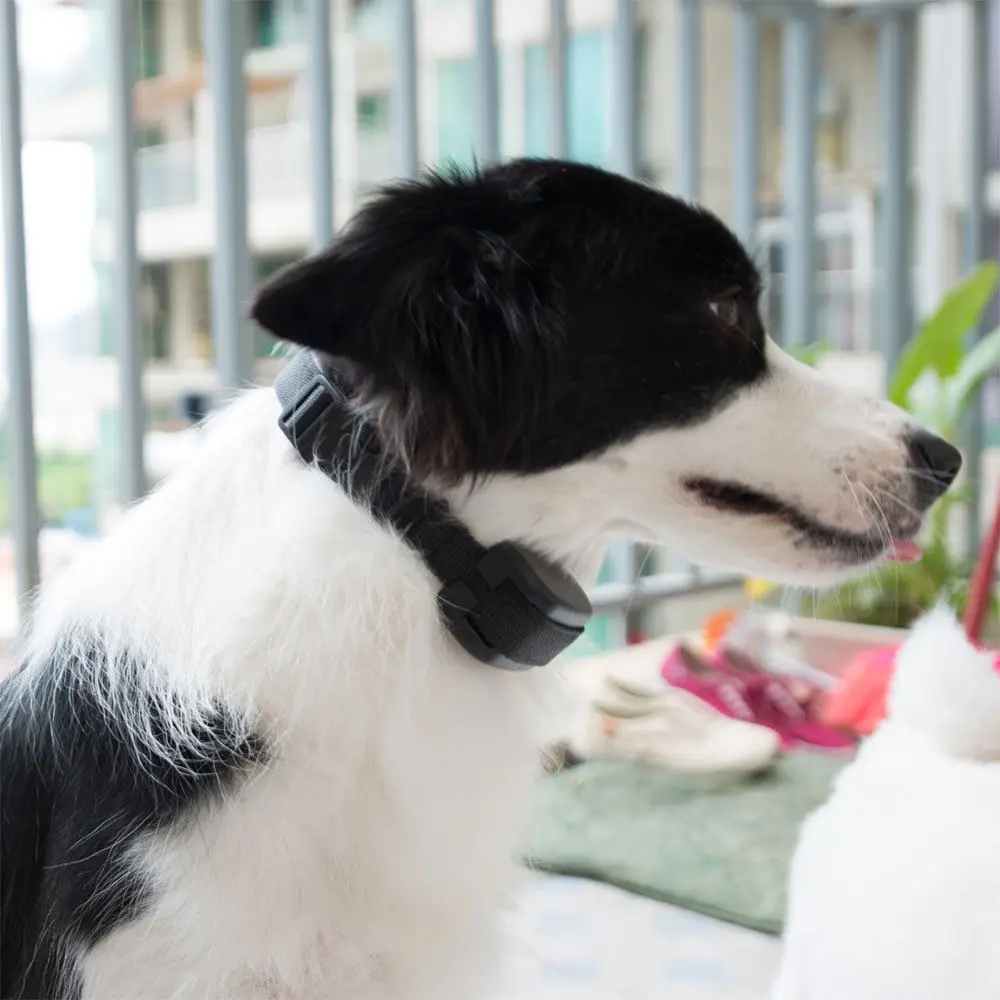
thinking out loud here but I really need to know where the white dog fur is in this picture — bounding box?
[774,607,1000,1000]
[4,161,962,1000]
[11,337,938,999]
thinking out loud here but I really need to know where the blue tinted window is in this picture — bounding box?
[523,30,609,165]
[524,44,551,157]
[567,30,608,165]
[436,58,475,166]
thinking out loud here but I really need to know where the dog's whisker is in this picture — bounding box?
[880,463,956,487]
[841,473,876,541]
[872,486,922,521]
[857,483,892,549]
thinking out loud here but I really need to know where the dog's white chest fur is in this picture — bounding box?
[31,391,557,999]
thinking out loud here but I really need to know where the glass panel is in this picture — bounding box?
[435,57,476,166]
[357,92,392,132]
[523,29,609,165]
[249,0,278,50]
[138,0,159,79]
[523,43,550,157]
[567,29,608,167]
[140,264,170,361]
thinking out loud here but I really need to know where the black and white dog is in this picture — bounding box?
[1,160,960,999]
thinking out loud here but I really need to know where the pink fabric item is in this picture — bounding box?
[822,642,1000,736]
[660,646,855,751]
[714,648,856,749]
[820,647,896,736]
[659,646,759,724]
[739,671,855,750]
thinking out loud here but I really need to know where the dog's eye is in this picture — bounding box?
[708,298,741,327]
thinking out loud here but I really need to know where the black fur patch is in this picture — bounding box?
[0,641,267,999]
[251,159,766,483]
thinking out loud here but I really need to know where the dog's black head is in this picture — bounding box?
[252,159,960,584]
[252,159,765,481]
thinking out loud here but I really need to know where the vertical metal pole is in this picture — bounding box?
[474,0,499,164]
[611,1,642,637]
[205,0,252,391]
[613,0,637,178]
[605,543,642,648]
[677,0,700,200]
[307,0,334,249]
[393,0,419,177]
[548,0,568,159]
[878,8,914,375]
[733,1,759,248]
[963,0,989,552]
[0,0,40,617]
[109,0,145,504]
[782,4,818,347]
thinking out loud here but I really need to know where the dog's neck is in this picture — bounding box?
[438,471,621,587]
[276,352,617,587]
[274,354,600,668]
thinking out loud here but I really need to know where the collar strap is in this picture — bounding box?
[274,353,592,670]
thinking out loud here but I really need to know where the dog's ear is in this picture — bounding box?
[251,170,565,481]
[249,246,355,356]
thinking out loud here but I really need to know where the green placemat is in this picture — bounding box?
[522,751,848,935]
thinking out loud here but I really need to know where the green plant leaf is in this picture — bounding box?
[906,372,952,437]
[889,262,999,409]
[944,325,1000,430]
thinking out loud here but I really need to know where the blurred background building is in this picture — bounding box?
[1,0,997,642]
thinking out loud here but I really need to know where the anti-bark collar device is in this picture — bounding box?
[274,353,592,670]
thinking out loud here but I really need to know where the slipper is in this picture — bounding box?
[580,682,780,776]
[660,645,855,751]
[715,648,855,750]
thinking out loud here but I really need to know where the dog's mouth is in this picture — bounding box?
[684,477,922,566]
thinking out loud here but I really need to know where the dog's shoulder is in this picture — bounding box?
[0,631,267,999]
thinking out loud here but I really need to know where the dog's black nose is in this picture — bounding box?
[907,430,962,506]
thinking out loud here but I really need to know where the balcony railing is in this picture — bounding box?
[248,122,309,201]
[136,122,397,212]
[1,0,993,646]
[138,139,198,210]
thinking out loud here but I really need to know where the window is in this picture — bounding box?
[523,44,550,157]
[249,0,278,49]
[95,260,115,358]
[435,48,518,166]
[523,30,610,166]
[435,58,476,167]
[140,264,170,361]
[353,0,392,36]
[135,126,164,151]
[357,92,391,132]
[566,30,609,166]
[137,0,159,80]
[756,200,875,352]
[249,0,303,49]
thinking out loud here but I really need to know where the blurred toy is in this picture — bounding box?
[701,608,738,653]
[773,609,1000,1000]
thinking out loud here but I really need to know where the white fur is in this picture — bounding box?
[18,340,925,998]
[774,610,1000,1000]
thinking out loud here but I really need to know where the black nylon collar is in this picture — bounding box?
[274,353,592,669]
